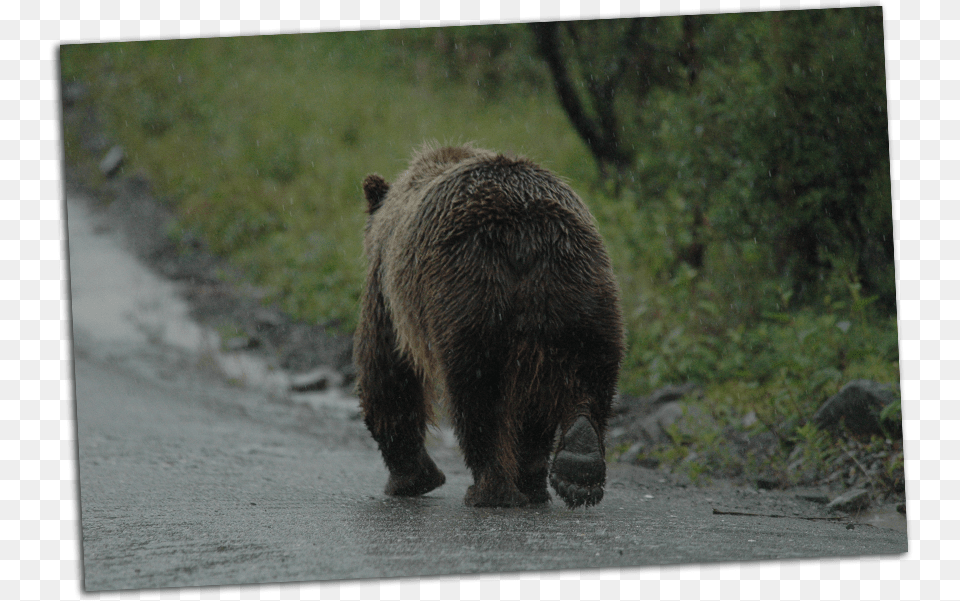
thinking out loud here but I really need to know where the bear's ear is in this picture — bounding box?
[362,174,389,215]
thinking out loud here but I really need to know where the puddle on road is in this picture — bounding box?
[68,193,207,356]
[66,191,357,417]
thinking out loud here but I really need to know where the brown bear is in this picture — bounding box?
[354,144,624,508]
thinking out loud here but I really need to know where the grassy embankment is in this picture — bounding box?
[60,31,902,490]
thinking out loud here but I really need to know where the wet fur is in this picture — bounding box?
[355,144,624,508]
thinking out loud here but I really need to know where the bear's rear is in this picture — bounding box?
[355,145,624,508]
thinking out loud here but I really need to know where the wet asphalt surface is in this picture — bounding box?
[66,190,907,592]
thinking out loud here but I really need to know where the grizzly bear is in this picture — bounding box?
[354,144,624,508]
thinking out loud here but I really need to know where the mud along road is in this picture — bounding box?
[66,190,907,592]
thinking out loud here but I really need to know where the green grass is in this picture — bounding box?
[61,32,596,330]
[60,30,902,489]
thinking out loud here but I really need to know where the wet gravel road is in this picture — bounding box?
[67,190,907,592]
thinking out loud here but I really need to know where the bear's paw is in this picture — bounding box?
[550,416,606,508]
[384,450,446,497]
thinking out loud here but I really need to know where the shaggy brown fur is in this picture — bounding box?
[354,144,624,508]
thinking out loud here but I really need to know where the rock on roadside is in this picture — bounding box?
[812,380,901,439]
[827,488,871,512]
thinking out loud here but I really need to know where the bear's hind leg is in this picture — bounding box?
[361,362,445,497]
[449,373,528,508]
[355,288,445,497]
[384,447,446,497]
[362,374,445,496]
[550,415,606,508]
[516,419,556,505]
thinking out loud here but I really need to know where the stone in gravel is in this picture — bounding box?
[826,488,871,512]
[99,145,125,178]
[612,383,700,416]
[756,477,780,490]
[224,336,260,352]
[648,383,702,405]
[254,309,284,329]
[795,492,831,504]
[637,456,660,469]
[289,366,341,392]
[639,402,684,444]
[812,379,900,439]
[611,393,641,415]
[62,81,88,106]
[617,442,644,464]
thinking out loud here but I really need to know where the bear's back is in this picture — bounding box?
[371,146,619,379]
[379,147,599,268]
